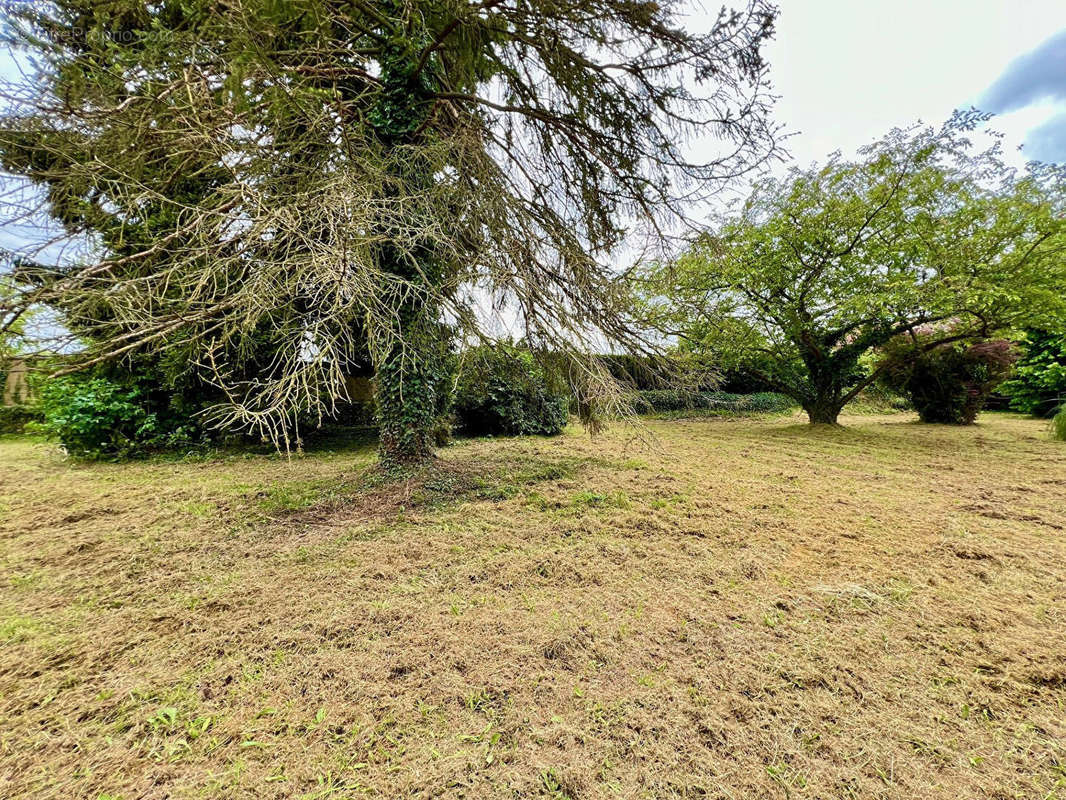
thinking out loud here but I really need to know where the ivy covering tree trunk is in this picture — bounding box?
[369,17,446,466]
[803,397,843,425]
[373,271,442,465]
[795,354,860,424]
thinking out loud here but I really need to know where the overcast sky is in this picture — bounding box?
[750,0,1066,167]
[2,0,1065,258]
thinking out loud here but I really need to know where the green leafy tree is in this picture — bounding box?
[1,0,779,466]
[1000,330,1066,417]
[640,115,1066,424]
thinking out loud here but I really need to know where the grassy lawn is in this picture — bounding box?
[1,413,1064,799]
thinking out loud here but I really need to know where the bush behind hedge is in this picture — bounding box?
[454,344,569,436]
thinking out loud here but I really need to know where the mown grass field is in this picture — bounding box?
[1,412,1065,799]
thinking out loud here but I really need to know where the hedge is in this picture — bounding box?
[636,390,796,415]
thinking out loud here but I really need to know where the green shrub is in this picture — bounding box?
[453,343,569,436]
[637,389,795,414]
[1000,330,1066,418]
[636,389,704,412]
[0,405,43,434]
[879,337,1017,425]
[1053,407,1066,441]
[35,375,203,459]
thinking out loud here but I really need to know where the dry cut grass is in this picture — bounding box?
[1,412,1065,799]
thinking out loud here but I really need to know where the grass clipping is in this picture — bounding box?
[1,412,1065,798]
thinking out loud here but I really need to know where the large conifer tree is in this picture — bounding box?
[1,0,779,465]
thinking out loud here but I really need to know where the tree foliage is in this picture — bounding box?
[999,330,1066,417]
[639,114,1066,424]
[0,0,780,464]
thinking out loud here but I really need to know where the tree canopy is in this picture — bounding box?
[1000,330,1066,417]
[639,114,1066,424]
[0,0,780,463]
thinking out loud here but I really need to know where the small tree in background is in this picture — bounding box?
[1000,330,1066,418]
[878,337,1017,425]
[1,278,28,363]
[637,115,1066,425]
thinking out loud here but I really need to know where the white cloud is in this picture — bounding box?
[718,0,1066,167]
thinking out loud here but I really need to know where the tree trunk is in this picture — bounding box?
[804,399,842,425]
[373,259,442,469]
[802,360,845,425]
[375,336,438,467]
[370,27,443,470]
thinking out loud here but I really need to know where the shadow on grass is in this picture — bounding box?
[299,424,379,455]
[262,443,603,525]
